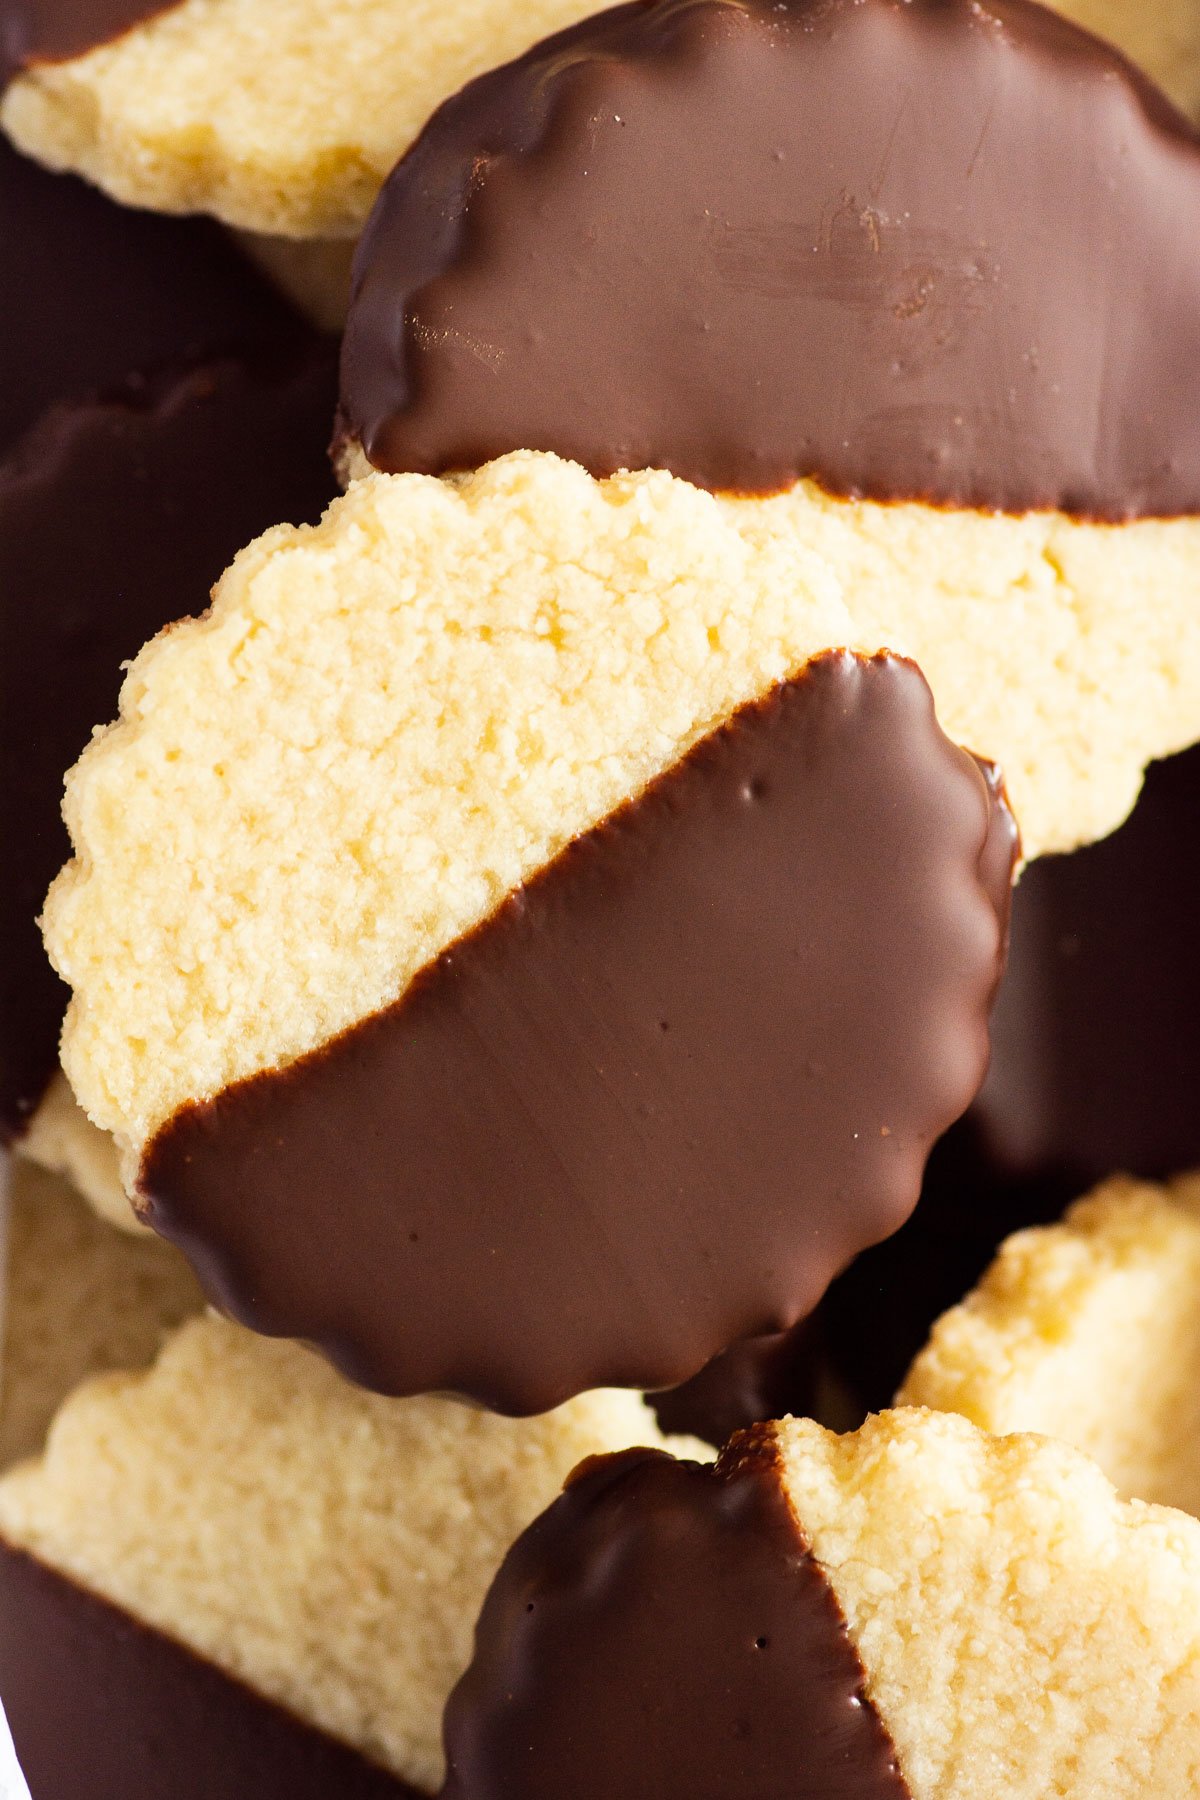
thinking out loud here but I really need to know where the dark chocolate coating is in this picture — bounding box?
[824,738,1200,1412]
[342,0,1200,519]
[140,651,1016,1414]
[2,0,182,89]
[0,139,294,459]
[0,1540,422,1798]
[652,1323,824,1444]
[441,1436,910,1800]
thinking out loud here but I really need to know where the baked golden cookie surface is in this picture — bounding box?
[0,1312,705,1794]
[441,1410,1200,1799]
[902,1174,1200,1516]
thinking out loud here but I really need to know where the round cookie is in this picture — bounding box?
[442,1409,1200,1800]
[44,463,1017,1409]
[0,1313,705,1797]
[0,135,339,1224]
[0,1158,202,1469]
[900,1173,1200,1516]
[1,0,1196,252]
[341,0,1200,861]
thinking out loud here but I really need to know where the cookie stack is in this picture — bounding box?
[3,1,1200,1794]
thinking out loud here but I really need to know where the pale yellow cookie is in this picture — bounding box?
[18,1073,140,1233]
[43,454,1200,1172]
[0,0,605,238]
[778,1409,1200,1800]
[0,1312,704,1790]
[0,1159,200,1467]
[900,1173,1200,1515]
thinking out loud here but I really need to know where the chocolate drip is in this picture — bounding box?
[652,1323,825,1444]
[0,353,338,1143]
[441,1437,911,1800]
[2,0,184,89]
[0,1540,421,1798]
[342,0,1200,519]
[823,738,1200,1412]
[0,140,297,459]
[140,652,1015,1414]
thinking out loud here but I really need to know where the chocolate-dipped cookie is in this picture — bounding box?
[442,1410,1200,1800]
[902,1172,1200,1516]
[0,1314,705,1798]
[0,138,339,1225]
[341,0,1200,861]
[2,0,1196,250]
[43,492,1016,1411]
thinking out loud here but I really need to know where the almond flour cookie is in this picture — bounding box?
[2,0,1197,251]
[442,1409,1200,1800]
[0,1314,704,1798]
[0,0,614,238]
[341,0,1200,863]
[43,465,1017,1411]
[0,136,338,1224]
[901,1175,1200,1516]
[0,1159,201,1469]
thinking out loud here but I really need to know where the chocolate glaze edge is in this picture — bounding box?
[139,650,1016,1414]
[0,1538,423,1799]
[440,1428,911,1799]
[341,0,1200,519]
[1,0,188,94]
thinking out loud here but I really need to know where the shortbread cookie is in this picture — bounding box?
[44,468,1017,1410]
[823,738,1200,1414]
[0,0,616,237]
[339,0,1200,861]
[901,1174,1200,1516]
[0,1314,704,1797]
[0,1160,201,1468]
[0,137,338,1198]
[4,0,1198,247]
[443,1409,1200,1799]
[18,1075,130,1232]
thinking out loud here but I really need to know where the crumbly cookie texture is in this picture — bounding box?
[0,0,603,238]
[900,1174,1200,1516]
[42,453,1200,1164]
[19,1074,140,1233]
[0,1313,705,1791]
[0,1160,201,1468]
[3,0,1196,241]
[780,1409,1200,1800]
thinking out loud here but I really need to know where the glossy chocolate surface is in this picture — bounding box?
[0,147,338,1141]
[343,0,1200,518]
[140,652,1015,1414]
[441,1436,910,1800]
[0,1541,421,1798]
[2,0,183,89]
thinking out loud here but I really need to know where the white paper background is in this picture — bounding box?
[0,1699,30,1800]
[0,1153,29,1800]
